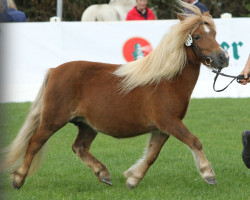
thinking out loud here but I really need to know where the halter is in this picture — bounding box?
[185,34,248,92]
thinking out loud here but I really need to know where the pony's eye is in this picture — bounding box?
[194,35,200,40]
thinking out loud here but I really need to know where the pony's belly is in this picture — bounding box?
[69,116,156,138]
[89,116,156,138]
[97,124,157,138]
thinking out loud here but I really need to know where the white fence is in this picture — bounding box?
[1,18,250,102]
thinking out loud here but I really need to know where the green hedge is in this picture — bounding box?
[15,0,109,21]
[15,0,249,22]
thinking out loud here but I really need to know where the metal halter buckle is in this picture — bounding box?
[205,57,212,66]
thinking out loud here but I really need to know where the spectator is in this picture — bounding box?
[182,0,208,14]
[0,0,26,22]
[126,0,155,21]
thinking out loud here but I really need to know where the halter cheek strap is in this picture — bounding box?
[192,43,212,66]
[185,34,212,67]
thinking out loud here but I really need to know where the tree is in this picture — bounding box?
[148,0,177,20]
[15,0,109,21]
[202,0,249,18]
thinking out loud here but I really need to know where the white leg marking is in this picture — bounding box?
[188,147,215,179]
[126,148,147,178]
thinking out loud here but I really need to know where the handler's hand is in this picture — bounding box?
[239,55,250,85]
[239,71,250,85]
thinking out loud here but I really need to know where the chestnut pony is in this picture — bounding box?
[2,2,229,189]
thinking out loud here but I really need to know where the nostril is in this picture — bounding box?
[219,53,224,60]
[218,52,228,63]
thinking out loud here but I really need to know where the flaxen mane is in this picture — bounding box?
[113,0,215,92]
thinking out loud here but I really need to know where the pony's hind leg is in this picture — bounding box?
[124,131,170,189]
[72,122,112,185]
[12,121,64,189]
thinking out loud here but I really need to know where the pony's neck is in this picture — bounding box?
[181,62,201,96]
[165,62,201,99]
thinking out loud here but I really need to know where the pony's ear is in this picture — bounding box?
[177,14,185,21]
[203,11,211,17]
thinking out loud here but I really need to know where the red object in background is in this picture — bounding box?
[123,37,153,62]
[126,7,155,21]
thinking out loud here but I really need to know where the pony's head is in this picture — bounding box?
[177,1,229,69]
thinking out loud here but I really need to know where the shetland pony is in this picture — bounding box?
[81,0,136,21]
[2,1,229,189]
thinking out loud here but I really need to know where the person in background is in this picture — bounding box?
[182,0,208,14]
[239,54,250,169]
[126,0,155,21]
[0,0,26,22]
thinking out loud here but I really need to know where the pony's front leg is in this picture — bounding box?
[157,119,217,185]
[124,131,170,189]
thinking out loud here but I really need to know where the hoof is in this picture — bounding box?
[126,182,137,189]
[12,181,21,190]
[11,172,25,189]
[204,177,217,185]
[126,177,139,189]
[101,177,112,186]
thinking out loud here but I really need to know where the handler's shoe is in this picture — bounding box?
[242,130,250,169]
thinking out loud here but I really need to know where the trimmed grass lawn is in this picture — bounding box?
[0,98,250,200]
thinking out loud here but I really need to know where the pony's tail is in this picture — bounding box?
[1,70,50,176]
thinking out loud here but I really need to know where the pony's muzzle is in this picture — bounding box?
[218,51,229,68]
[210,51,229,69]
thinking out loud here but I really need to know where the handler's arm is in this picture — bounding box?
[240,54,250,85]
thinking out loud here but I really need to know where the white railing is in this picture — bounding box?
[1,18,250,102]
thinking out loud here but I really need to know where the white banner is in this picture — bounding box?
[1,18,250,102]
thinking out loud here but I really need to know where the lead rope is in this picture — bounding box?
[212,69,237,92]
[212,70,250,92]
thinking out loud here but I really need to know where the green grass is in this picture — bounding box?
[0,98,250,200]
